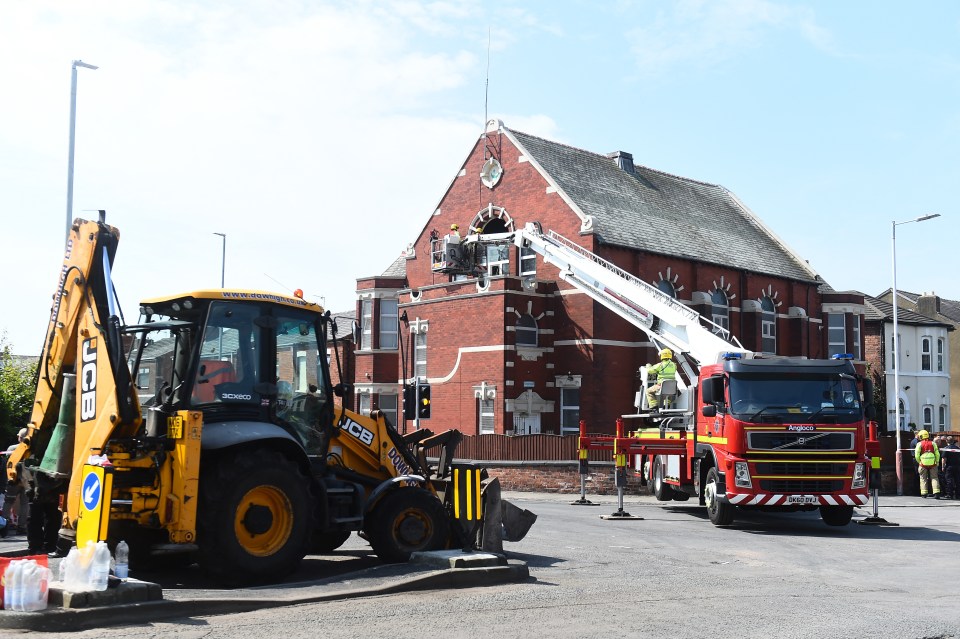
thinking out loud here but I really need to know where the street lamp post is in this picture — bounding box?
[65,60,98,243]
[213,232,226,287]
[892,213,940,495]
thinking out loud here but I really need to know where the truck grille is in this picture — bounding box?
[755,462,848,476]
[748,432,854,451]
[759,480,843,493]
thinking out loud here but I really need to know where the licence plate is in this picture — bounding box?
[785,495,818,505]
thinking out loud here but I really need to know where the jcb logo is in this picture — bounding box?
[80,338,97,421]
[343,418,374,446]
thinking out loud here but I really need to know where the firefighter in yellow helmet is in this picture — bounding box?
[646,348,677,410]
[449,223,461,240]
[915,429,942,498]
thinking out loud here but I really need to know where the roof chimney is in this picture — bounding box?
[607,150,635,175]
[917,292,941,317]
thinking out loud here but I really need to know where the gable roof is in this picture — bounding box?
[888,289,960,325]
[860,292,954,328]
[506,128,820,284]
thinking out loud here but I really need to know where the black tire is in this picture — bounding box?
[310,530,352,554]
[671,490,691,502]
[653,457,675,501]
[705,467,735,526]
[819,505,854,526]
[197,450,311,585]
[365,488,450,563]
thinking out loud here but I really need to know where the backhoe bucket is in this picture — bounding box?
[38,373,76,479]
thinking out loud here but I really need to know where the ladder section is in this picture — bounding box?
[513,223,749,365]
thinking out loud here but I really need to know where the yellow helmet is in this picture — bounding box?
[919,430,930,440]
[659,348,673,360]
[451,224,459,230]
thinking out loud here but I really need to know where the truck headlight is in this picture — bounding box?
[734,461,752,488]
[852,462,866,489]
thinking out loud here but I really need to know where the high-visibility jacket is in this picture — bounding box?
[648,360,677,383]
[915,440,940,468]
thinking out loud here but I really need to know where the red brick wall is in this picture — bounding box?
[487,462,647,495]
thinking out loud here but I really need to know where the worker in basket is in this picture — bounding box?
[646,348,677,410]
[449,223,461,240]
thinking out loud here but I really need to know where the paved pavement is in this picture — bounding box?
[0,489,951,632]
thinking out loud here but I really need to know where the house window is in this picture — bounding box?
[360,299,373,350]
[358,393,371,417]
[560,387,581,435]
[827,314,846,357]
[379,393,398,429]
[891,332,901,369]
[414,331,427,379]
[761,295,776,354]
[516,314,538,347]
[137,367,151,390]
[937,338,945,372]
[921,337,932,372]
[479,397,495,434]
[379,299,398,350]
[710,289,729,336]
[939,404,948,430]
[519,246,537,277]
[922,405,933,428]
[482,243,510,276]
[851,315,861,360]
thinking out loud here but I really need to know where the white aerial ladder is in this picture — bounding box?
[443,222,753,418]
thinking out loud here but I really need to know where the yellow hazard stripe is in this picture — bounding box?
[466,469,473,521]
[699,436,727,444]
[453,468,460,520]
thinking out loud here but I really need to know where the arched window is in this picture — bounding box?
[711,288,729,335]
[939,404,948,430]
[937,338,945,372]
[516,314,538,347]
[921,337,932,371]
[761,295,776,354]
[657,279,676,298]
[923,405,933,428]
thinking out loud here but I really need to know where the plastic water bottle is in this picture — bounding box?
[20,560,46,612]
[114,540,129,579]
[7,560,23,611]
[90,541,110,591]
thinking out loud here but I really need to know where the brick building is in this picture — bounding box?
[353,120,867,437]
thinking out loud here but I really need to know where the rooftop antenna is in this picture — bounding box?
[480,27,491,203]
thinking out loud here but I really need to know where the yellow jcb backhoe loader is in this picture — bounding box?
[5,214,535,584]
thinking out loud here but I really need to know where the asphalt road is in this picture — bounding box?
[8,492,960,639]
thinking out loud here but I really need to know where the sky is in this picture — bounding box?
[1,1,957,355]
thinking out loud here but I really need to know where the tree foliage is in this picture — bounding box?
[0,333,37,446]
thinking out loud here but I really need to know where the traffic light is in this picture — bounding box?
[402,385,416,418]
[417,384,431,419]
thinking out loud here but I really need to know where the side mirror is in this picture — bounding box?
[702,405,717,418]
[333,383,352,398]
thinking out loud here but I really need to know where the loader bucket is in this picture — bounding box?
[479,478,537,553]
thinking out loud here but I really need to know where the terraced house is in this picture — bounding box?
[353,120,868,437]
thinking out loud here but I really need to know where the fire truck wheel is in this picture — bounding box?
[198,450,311,585]
[653,457,675,501]
[366,488,450,563]
[705,467,735,526]
[311,530,352,554]
[819,505,854,526]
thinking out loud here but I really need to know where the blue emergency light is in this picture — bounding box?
[722,352,743,360]
[831,353,853,360]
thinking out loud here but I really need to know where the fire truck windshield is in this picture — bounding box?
[728,373,862,424]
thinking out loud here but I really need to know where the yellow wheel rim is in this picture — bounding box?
[391,507,433,549]
[234,485,293,557]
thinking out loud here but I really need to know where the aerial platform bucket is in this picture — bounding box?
[38,373,76,478]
